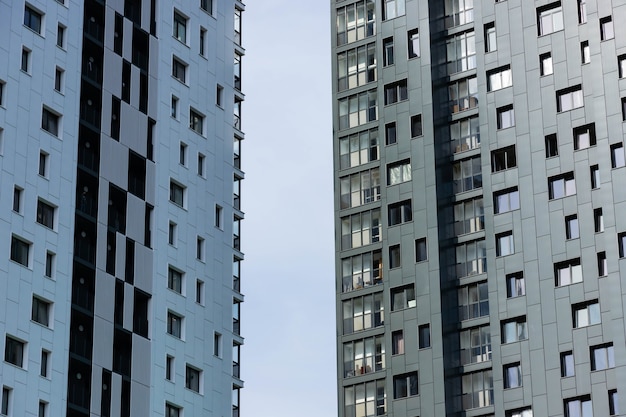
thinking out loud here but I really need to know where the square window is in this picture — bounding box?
[408,29,419,58]
[411,114,422,137]
[598,251,607,276]
[415,238,427,262]
[54,67,64,92]
[611,143,625,168]
[557,85,583,112]
[168,267,183,294]
[387,159,411,185]
[4,336,25,367]
[601,16,614,41]
[393,372,418,399]
[185,365,201,393]
[10,235,30,267]
[172,57,187,83]
[419,324,431,348]
[167,311,183,338]
[564,396,592,417]
[389,244,401,269]
[610,390,619,416]
[173,11,187,43]
[496,231,514,256]
[504,363,522,389]
[196,280,204,304]
[383,37,394,66]
[590,165,600,189]
[21,47,31,72]
[165,403,181,417]
[57,24,65,48]
[591,343,614,370]
[581,41,590,64]
[487,66,512,91]
[501,317,527,343]
[45,252,54,278]
[561,351,574,377]
[494,187,520,213]
[12,187,22,213]
[555,258,582,286]
[388,200,412,226]
[32,296,51,327]
[392,330,404,355]
[537,2,563,36]
[391,284,415,310]
[166,355,174,381]
[565,215,579,239]
[40,350,50,377]
[485,22,496,52]
[36,200,55,229]
[572,300,600,328]
[506,272,525,298]
[189,109,204,135]
[540,53,553,76]
[491,145,516,172]
[169,181,185,207]
[1,387,10,416]
[24,5,43,34]
[41,108,59,136]
[385,122,397,145]
[497,105,514,129]
[545,133,558,157]
[383,0,406,20]
[594,208,604,233]
[548,173,576,199]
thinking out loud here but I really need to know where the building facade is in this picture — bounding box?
[0,0,245,416]
[332,0,626,416]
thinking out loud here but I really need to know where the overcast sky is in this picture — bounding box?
[240,2,337,416]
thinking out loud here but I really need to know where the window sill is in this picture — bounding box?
[23,25,44,38]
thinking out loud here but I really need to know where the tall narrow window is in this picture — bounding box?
[581,41,590,64]
[611,143,625,168]
[578,0,587,24]
[54,67,64,92]
[484,22,496,52]
[385,122,397,145]
[411,114,422,137]
[565,215,579,239]
[173,11,187,43]
[21,47,31,72]
[540,53,553,76]
[418,324,431,348]
[497,105,515,129]
[598,251,607,277]
[408,29,419,58]
[383,37,394,66]
[594,208,604,233]
[600,16,614,41]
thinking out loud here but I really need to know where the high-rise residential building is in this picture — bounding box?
[0,0,245,416]
[332,1,626,416]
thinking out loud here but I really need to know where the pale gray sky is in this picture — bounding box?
[241,2,337,416]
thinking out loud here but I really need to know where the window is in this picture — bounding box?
[36,200,55,229]
[415,238,427,262]
[445,0,474,27]
[385,122,396,145]
[57,24,65,48]
[392,330,404,355]
[200,0,212,14]
[453,156,482,193]
[342,292,384,334]
[336,0,376,46]
[601,16,614,41]
[557,86,583,112]
[598,251,607,277]
[171,96,178,118]
[573,300,600,328]
[491,146,516,172]
[343,335,385,377]
[165,403,181,417]
[506,272,525,298]
[168,267,183,294]
[10,235,30,267]
[454,197,484,235]
[508,408,533,417]
[387,160,411,185]
[340,209,381,250]
[619,232,626,258]
[622,98,626,121]
[594,208,604,233]
[169,181,185,207]
[408,29,419,58]
[590,165,600,189]
[410,114,422,137]
[564,396,592,417]
[610,390,619,416]
[446,31,476,73]
[383,37,394,66]
[344,380,386,417]
[215,205,223,228]
[21,47,30,72]
[487,66,512,91]
[198,154,205,176]
[383,0,405,20]
[168,222,177,246]
[338,90,378,129]
[560,351,575,377]
[185,365,201,392]
[573,123,596,150]
[389,245,401,269]
[38,399,47,416]
[451,116,480,153]
[4,336,25,367]
[173,11,187,43]
[485,22,496,52]
[504,363,522,389]
[196,237,204,261]
[172,57,186,83]
[578,0,587,23]
[24,5,43,34]
[165,355,175,381]
[384,80,408,105]
[620,55,626,79]
[449,77,478,113]
[581,41,590,64]
[540,52,553,76]
[461,370,493,409]
[38,151,48,177]
[179,143,187,166]
[555,258,582,286]
[591,343,614,371]
[611,143,625,168]
[167,311,183,338]
[213,332,222,357]
[458,281,489,320]
[456,239,487,277]
[216,84,224,107]
[537,3,563,36]
[502,317,527,343]
[1,387,9,416]
[419,324,430,348]
[460,325,491,364]
[339,129,379,169]
[337,43,377,91]
[497,105,515,129]
[549,173,576,199]
[545,134,558,157]
[0,80,4,106]
[195,280,204,304]
[41,108,59,136]
[54,67,64,92]
[32,296,51,326]
[391,285,415,310]
[12,187,22,213]
[40,350,50,377]
[393,372,418,399]
[565,215,579,240]
[388,200,412,226]
[342,250,383,291]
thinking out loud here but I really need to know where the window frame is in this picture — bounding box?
[189,108,205,135]
[24,4,43,34]
[600,16,614,41]
[41,107,60,137]
[31,296,51,327]
[408,29,419,58]
[4,335,25,368]
[384,79,408,105]
[537,2,564,36]
[555,258,582,286]
[501,316,527,344]
[172,56,187,83]
[36,199,55,229]
[10,235,31,267]
[169,181,185,207]
[487,65,512,91]
[496,105,515,129]
[506,272,525,298]
[496,231,514,256]
[590,343,615,371]
[173,10,187,44]
[393,372,418,399]
[540,52,553,76]
[503,362,522,389]
[491,145,517,172]
[548,172,576,199]
[557,85,584,112]
[572,300,600,328]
